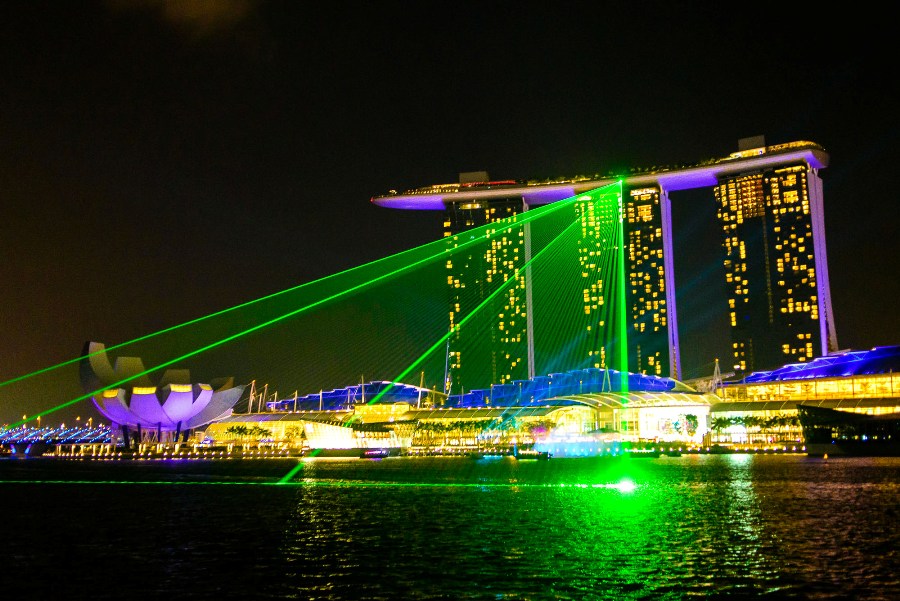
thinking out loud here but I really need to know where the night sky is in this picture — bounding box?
[1,1,897,422]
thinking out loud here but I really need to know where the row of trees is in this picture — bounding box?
[414,418,557,447]
[224,425,273,440]
[219,418,556,448]
[710,414,800,431]
[708,414,801,443]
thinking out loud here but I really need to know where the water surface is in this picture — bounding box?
[2,454,897,600]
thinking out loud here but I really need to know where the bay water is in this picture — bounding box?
[2,453,897,600]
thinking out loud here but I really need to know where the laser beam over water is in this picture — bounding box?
[1,184,632,444]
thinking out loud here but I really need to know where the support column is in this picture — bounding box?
[659,186,682,379]
[808,168,838,354]
[523,198,535,379]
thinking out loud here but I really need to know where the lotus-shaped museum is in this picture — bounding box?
[80,342,246,443]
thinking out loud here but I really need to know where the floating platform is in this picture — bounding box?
[513,449,552,460]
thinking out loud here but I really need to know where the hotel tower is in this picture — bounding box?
[715,144,838,373]
[372,138,838,383]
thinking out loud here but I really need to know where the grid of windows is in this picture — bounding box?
[574,193,617,370]
[716,165,821,373]
[444,199,528,394]
[626,188,669,376]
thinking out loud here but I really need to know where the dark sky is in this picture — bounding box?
[1,1,897,422]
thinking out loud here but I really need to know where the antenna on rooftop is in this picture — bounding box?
[712,358,723,392]
[248,380,257,413]
[417,371,424,409]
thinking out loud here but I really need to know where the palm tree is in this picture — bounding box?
[741,415,764,443]
[225,425,250,439]
[249,426,272,439]
[710,417,732,443]
[284,426,304,441]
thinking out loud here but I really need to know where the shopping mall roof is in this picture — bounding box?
[730,346,900,384]
[553,390,717,410]
[267,367,703,414]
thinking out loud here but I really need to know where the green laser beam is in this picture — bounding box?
[10,193,585,428]
[0,197,571,392]
[0,233,470,390]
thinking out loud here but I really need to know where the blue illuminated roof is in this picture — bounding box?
[0,425,111,444]
[445,368,693,409]
[269,380,425,412]
[271,368,696,412]
[734,346,900,383]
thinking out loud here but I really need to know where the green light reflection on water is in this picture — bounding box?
[513,461,669,598]
[0,478,643,490]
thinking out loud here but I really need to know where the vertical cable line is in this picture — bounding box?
[598,207,619,371]
[565,187,618,376]
[584,185,627,390]
[528,207,585,373]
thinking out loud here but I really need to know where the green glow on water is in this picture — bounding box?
[276,452,316,484]
[610,478,635,492]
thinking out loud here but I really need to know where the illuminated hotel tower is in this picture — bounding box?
[715,152,838,373]
[371,138,836,382]
[443,187,529,392]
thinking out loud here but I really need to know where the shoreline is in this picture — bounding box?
[1,442,809,463]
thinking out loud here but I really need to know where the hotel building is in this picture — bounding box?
[372,138,838,384]
[442,184,529,394]
[715,153,838,372]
